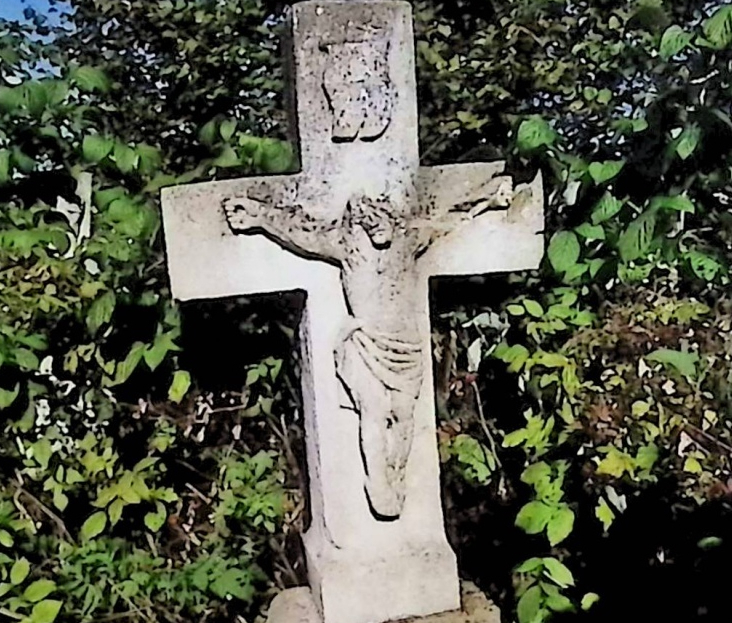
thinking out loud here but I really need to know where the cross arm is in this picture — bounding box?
[416,163,544,276]
[222,177,343,263]
[414,162,513,253]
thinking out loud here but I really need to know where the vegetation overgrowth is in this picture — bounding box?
[0,1,731,622]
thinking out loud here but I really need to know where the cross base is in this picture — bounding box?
[303,531,460,623]
[266,581,500,623]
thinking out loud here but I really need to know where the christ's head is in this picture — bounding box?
[349,195,396,249]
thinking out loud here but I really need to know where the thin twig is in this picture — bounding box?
[184,482,213,505]
[12,474,76,544]
[469,380,503,469]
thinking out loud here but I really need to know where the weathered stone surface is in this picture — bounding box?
[160,2,544,623]
[266,582,501,623]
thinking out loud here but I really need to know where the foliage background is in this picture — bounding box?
[0,1,731,622]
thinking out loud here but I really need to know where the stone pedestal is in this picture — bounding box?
[267,582,501,623]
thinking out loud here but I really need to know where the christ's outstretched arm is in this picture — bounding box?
[223,181,343,262]
[414,174,514,253]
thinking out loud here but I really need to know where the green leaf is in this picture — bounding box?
[650,195,695,213]
[144,502,167,532]
[542,557,575,588]
[547,507,575,546]
[143,333,178,371]
[516,501,553,535]
[220,119,237,142]
[588,160,624,185]
[515,557,544,574]
[646,348,699,378]
[659,25,693,60]
[136,144,162,175]
[168,370,191,403]
[703,5,732,49]
[71,65,111,92]
[575,223,605,241]
[15,348,39,371]
[595,498,615,531]
[581,593,600,611]
[686,250,723,281]
[635,443,659,470]
[113,143,139,174]
[596,447,635,478]
[255,139,294,173]
[546,592,574,613]
[517,116,557,151]
[0,149,10,184]
[80,511,107,541]
[0,384,19,409]
[10,558,30,585]
[23,580,57,603]
[29,599,63,623]
[82,135,114,163]
[0,530,13,547]
[198,119,219,146]
[517,585,542,623]
[548,231,580,273]
[109,342,146,386]
[213,145,241,168]
[618,211,656,262]
[87,291,116,334]
[676,124,700,160]
[697,536,723,550]
[524,299,544,318]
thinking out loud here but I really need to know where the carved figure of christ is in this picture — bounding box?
[222,175,517,517]
[160,2,544,623]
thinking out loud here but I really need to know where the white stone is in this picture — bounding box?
[160,2,544,623]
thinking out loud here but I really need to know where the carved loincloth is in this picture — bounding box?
[336,322,423,400]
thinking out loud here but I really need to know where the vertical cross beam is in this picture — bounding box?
[161,3,544,623]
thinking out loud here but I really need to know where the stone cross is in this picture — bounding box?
[160,2,544,623]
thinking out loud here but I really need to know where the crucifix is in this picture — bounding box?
[161,2,544,623]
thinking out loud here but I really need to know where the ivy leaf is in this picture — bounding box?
[646,348,699,378]
[87,291,116,334]
[168,370,191,403]
[114,143,139,174]
[516,501,553,534]
[10,557,30,585]
[618,211,656,262]
[588,160,624,185]
[71,65,110,92]
[82,135,114,163]
[548,231,580,273]
[29,599,63,623]
[547,506,575,546]
[517,585,542,623]
[702,5,732,49]
[542,557,575,588]
[80,511,107,541]
[517,115,557,151]
[659,25,693,60]
[23,580,57,603]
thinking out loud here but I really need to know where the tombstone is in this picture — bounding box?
[160,2,544,623]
